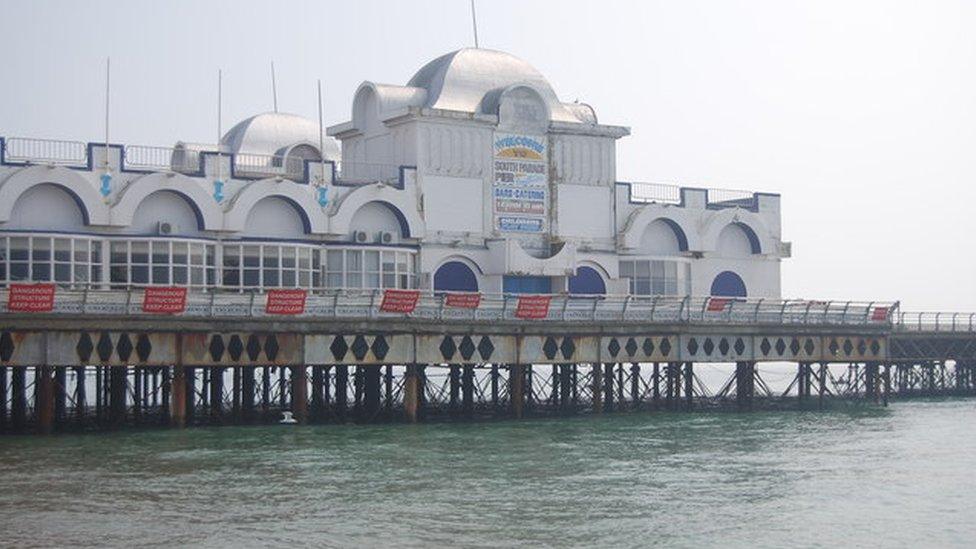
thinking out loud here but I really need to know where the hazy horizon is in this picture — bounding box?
[1,0,973,311]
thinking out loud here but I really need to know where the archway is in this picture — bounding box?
[710,271,747,298]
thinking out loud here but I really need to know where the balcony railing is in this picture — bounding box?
[3,137,89,166]
[0,286,899,327]
[626,182,761,208]
[124,144,202,173]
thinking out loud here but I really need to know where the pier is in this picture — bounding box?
[1,289,972,434]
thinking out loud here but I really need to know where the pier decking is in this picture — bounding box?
[1,288,972,434]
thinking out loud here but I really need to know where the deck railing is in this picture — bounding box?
[897,312,976,332]
[3,137,89,166]
[625,181,760,207]
[0,286,898,327]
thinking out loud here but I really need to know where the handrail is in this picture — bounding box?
[0,285,904,327]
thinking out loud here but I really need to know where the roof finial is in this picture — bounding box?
[470,0,480,48]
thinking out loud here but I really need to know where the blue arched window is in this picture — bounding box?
[568,266,606,295]
[433,261,478,292]
[710,271,747,298]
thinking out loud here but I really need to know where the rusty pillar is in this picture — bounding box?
[209,367,224,424]
[170,366,186,428]
[736,362,755,412]
[462,365,474,419]
[310,366,323,421]
[591,363,603,413]
[335,365,348,422]
[291,365,308,423]
[361,366,381,422]
[11,367,26,431]
[241,366,255,423]
[684,363,694,411]
[36,366,54,434]
[109,366,127,428]
[232,366,241,422]
[0,366,7,431]
[603,363,614,413]
[404,364,420,423]
[54,366,67,428]
[509,364,525,419]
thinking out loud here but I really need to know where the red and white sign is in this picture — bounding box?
[142,286,187,314]
[707,298,731,312]
[444,292,481,309]
[515,295,551,320]
[7,283,55,312]
[380,289,421,313]
[265,289,307,315]
[871,306,890,322]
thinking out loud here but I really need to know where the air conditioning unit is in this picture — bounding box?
[377,231,398,245]
[157,221,175,235]
[352,230,369,243]
[779,241,793,258]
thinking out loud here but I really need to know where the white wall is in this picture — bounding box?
[555,184,612,240]
[423,175,484,234]
[348,201,403,238]
[124,190,204,236]
[242,197,307,239]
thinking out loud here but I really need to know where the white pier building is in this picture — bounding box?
[0,48,788,299]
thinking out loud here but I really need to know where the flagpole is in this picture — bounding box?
[104,57,110,170]
[470,0,479,48]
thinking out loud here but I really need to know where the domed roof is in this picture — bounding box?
[406,48,584,123]
[220,112,340,161]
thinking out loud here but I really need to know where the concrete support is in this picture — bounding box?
[109,366,127,427]
[404,364,420,423]
[361,366,380,422]
[291,365,307,423]
[241,366,255,423]
[384,365,394,418]
[0,366,7,430]
[36,366,54,434]
[54,366,67,426]
[591,363,603,413]
[210,367,224,424]
[684,363,694,411]
[11,367,26,431]
[652,363,660,410]
[559,364,572,413]
[603,363,614,413]
[630,363,641,410]
[462,365,474,418]
[311,366,324,421]
[736,362,755,412]
[232,367,241,422]
[509,364,525,419]
[184,366,196,425]
[490,364,500,413]
[170,366,186,428]
[335,365,348,421]
[449,364,461,417]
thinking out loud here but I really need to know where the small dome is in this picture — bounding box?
[220,112,340,161]
[406,48,586,123]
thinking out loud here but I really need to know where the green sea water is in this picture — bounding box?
[1,400,975,548]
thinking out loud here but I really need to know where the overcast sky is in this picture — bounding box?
[1,0,973,311]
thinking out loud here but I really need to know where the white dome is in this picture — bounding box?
[406,48,586,123]
[220,112,340,161]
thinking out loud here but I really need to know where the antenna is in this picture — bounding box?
[470,0,479,48]
[216,69,223,182]
[103,57,110,170]
[271,61,279,113]
[317,79,325,185]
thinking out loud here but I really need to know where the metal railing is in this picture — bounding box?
[123,145,201,173]
[3,137,88,166]
[628,182,682,204]
[626,182,759,207]
[0,286,899,326]
[233,152,308,179]
[897,312,976,332]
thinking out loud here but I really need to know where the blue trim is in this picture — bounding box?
[658,218,689,252]
[731,222,762,254]
[0,228,422,248]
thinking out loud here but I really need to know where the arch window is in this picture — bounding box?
[433,261,479,292]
